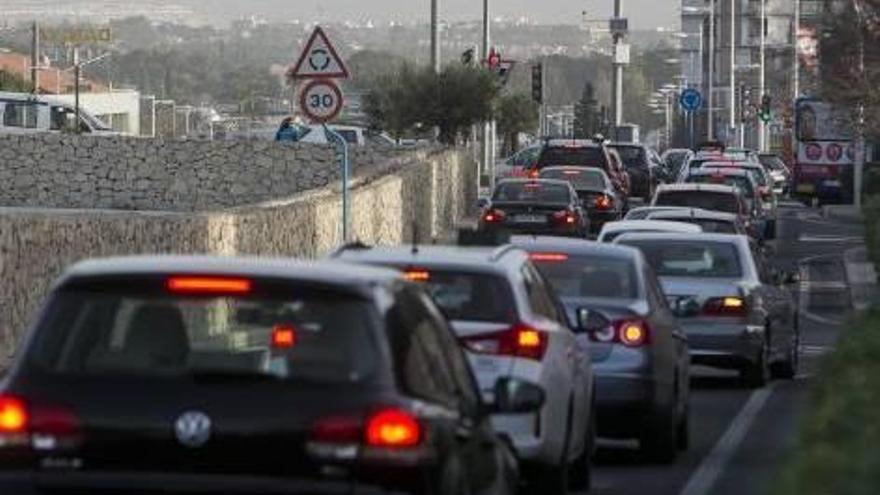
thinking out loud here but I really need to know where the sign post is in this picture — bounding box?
[291,26,351,241]
[679,88,703,150]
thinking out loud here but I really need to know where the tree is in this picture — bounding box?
[573,82,599,138]
[0,70,30,92]
[497,93,539,154]
[362,64,500,144]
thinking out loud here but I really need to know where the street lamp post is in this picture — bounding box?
[729,0,736,144]
[758,0,766,151]
[709,0,716,140]
[430,0,440,74]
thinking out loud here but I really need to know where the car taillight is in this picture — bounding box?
[528,169,540,179]
[482,208,506,223]
[552,209,577,225]
[0,395,27,434]
[271,325,297,349]
[529,252,569,262]
[366,408,421,448]
[461,324,549,361]
[589,319,651,347]
[167,276,252,295]
[703,297,748,317]
[594,195,613,210]
[309,415,363,445]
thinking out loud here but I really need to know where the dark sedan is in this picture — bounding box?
[539,166,624,233]
[479,179,590,238]
[0,256,538,495]
[511,237,691,463]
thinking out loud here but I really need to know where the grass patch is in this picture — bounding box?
[776,308,880,494]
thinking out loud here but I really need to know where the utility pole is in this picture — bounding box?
[708,0,716,140]
[793,0,800,101]
[612,0,625,127]
[74,48,80,135]
[758,0,766,151]
[430,0,440,74]
[30,21,39,94]
[729,0,736,144]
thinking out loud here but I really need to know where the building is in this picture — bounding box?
[53,89,141,135]
[0,50,105,94]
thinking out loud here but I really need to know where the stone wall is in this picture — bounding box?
[0,135,412,212]
[0,149,476,367]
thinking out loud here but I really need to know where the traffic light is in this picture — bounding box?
[531,64,543,104]
[739,85,752,123]
[759,95,772,123]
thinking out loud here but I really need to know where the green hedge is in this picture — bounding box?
[866,195,880,266]
[776,309,880,495]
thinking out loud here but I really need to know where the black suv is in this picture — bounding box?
[0,256,540,495]
[532,139,629,200]
[607,143,667,202]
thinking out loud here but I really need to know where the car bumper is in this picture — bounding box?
[480,224,587,237]
[0,471,418,495]
[681,319,765,369]
[591,348,659,438]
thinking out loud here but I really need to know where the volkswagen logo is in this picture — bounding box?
[174,411,212,448]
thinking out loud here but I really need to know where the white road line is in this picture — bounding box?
[798,234,864,243]
[678,383,778,495]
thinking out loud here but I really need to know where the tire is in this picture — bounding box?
[640,409,677,464]
[741,344,770,388]
[533,458,570,495]
[772,332,800,380]
[569,410,595,491]
[677,403,690,451]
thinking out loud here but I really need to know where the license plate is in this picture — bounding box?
[515,214,547,223]
[796,183,815,193]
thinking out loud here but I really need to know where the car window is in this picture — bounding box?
[622,240,744,278]
[539,168,607,190]
[688,174,756,197]
[644,267,669,310]
[3,102,39,128]
[414,290,481,414]
[30,280,379,384]
[654,190,740,214]
[492,181,572,204]
[387,289,459,406]
[521,263,561,321]
[393,269,516,323]
[610,146,647,169]
[538,146,607,168]
[532,254,639,300]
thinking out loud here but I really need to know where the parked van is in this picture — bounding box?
[0,92,117,135]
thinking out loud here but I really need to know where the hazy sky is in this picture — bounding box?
[195,0,679,30]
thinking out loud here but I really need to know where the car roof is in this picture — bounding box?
[333,245,528,274]
[656,183,739,194]
[539,166,609,177]
[509,235,643,259]
[496,178,573,187]
[544,139,600,148]
[62,255,403,288]
[647,208,738,221]
[615,231,751,246]
[601,220,704,234]
[689,167,751,177]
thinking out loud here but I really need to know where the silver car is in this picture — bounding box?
[616,233,800,388]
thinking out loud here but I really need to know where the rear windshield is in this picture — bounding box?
[538,146,607,168]
[532,255,638,299]
[704,166,768,187]
[655,191,739,214]
[688,174,755,197]
[654,218,738,234]
[398,270,515,323]
[539,168,606,190]
[609,146,646,168]
[29,279,378,383]
[493,181,571,204]
[621,240,743,278]
[759,155,786,171]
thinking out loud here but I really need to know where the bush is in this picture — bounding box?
[865,195,880,266]
[776,309,880,495]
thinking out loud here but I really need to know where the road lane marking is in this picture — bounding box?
[798,234,864,243]
[678,383,778,495]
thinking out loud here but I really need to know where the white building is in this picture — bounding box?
[53,89,141,135]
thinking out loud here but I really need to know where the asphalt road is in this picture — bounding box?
[578,203,867,495]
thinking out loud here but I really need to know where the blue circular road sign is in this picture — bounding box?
[680,88,703,112]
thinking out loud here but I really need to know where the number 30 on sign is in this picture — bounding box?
[300,79,344,124]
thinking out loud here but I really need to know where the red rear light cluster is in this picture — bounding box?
[460,324,549,361]
[271,325,297,349]
[590,319,651,348]
[552,209,577,226]
[0,395,82,449]
[482,209,506,224]
[309,407,422,452]
[0,395,27,434]
[528,169,540,179]
[365,409,421,448]
[594,195,613,210]
[703,297,748,317]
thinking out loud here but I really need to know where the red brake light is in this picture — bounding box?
[563,170,581,176]
[461,324,549,361]
[271,325,297,349]
[594,195,613,210]
[167,276,252,294]
[528,169,540,179]
[482,209,506,223]
[0,396,27,433]
[529,252,569,262]
[404,270,431,282]
[552,209,577,225]
[309,415,362,444]
[703,297,748,317]
[365,408,421,448]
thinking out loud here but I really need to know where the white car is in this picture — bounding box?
[333,245,595,493]
[0,91,118,136]
[597,219,703,243]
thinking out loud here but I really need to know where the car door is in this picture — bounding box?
[748,245,788,357]
[408,288,503,494]
[642,266,683,398]
[646,266,689,408]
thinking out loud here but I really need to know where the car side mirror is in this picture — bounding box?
[491,378,546,414]
[476,197,489,209]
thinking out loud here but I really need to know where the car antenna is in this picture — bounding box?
[411,220,419,255]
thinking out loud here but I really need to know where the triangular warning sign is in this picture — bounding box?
[291,26,349,80]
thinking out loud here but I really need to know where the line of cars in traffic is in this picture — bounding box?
[0,139,797,495]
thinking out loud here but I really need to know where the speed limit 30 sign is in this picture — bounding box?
[300,79,344,124]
